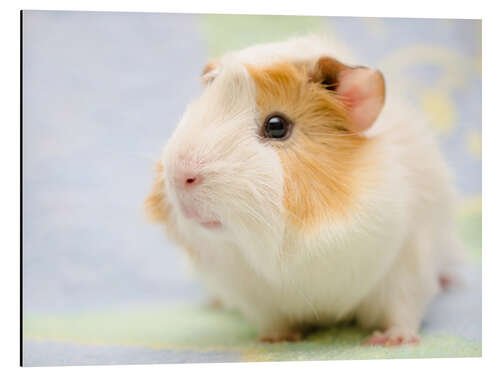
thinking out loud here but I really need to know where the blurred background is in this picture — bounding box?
[22,11,481,365]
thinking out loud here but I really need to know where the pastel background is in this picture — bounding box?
[22,11,482,366]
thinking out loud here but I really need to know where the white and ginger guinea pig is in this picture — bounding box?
[146,35,464,345]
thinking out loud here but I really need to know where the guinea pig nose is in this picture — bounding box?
[173,160,203,189]
[186,177,197,185]
[183,174,201,187]
[175,170,202,189]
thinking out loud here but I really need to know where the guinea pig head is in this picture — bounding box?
[147,55,385,255]
[151,62,285,250]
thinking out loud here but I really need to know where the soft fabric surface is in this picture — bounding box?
[22,12,481,366]
[24,273,481,365]
[23,278,482,365]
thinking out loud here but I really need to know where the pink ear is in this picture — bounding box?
[336,68,385,132]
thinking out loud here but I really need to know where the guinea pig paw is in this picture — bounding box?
[361,328,420,347]
[259,330,302,343]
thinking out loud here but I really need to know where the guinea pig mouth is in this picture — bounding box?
[178,199,222,229]
[199,220,222,229]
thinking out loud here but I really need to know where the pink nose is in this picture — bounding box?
[173,160,203,189]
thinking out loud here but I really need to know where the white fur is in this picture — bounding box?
[157,35,464,341]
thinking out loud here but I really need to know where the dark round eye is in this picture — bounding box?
[263,114,291,139]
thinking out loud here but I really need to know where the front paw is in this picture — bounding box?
[259,330,302,343]
[361,327,420,347]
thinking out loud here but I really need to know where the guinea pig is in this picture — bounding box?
[145,35,464,345]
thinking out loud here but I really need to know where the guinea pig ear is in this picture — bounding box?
[311,56,385,132]
[201,60,219,85]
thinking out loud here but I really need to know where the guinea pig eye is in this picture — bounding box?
[263,114,292,139]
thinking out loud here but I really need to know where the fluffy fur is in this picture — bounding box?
[146,35,464,345]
